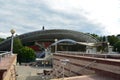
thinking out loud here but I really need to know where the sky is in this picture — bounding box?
[0,0,120,38]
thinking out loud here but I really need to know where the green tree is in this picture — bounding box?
[91,34,100,41]
[18,47,35,63]
[114,40,120,53]
[0,38,5,43]
[108,35,119,46]
[88,33,102,41]
[13,37,23,53]
[13,37,23,64]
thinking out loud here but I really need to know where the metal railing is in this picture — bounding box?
[57,51,120,59]
[42,59,69,80]
[0,52,11,62]
[78,60,96,73]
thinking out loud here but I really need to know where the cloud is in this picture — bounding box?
[0,0,116,38]
[0,32,11,38]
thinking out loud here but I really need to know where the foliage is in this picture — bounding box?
[13,37,23,53]
[18,46,35,63]
[96,35,120,52]
[114,41,120,53]
[90,35,104,42]
[107,35,119,46]
[91,34,99,39]
[13,37,35,63]
[0,38,5,43]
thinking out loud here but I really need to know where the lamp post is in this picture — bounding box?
[54,39,58,53]
[10,29,15,55]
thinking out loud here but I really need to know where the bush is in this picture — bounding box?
[18,47,35,63]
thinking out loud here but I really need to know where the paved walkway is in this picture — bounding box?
[16,64,52,80]
[16,64,116,80]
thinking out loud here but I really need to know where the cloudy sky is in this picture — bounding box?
[0,0,120,38]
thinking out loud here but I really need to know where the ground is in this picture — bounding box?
[16,63,52,80]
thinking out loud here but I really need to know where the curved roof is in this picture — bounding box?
[0,29,98,51]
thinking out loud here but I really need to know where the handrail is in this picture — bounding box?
[57,51,120,59]
[77,60,96,75]
[49,65,62,79]
[44,59,69,79]
[0,52,10,55]
[0,52,11,62]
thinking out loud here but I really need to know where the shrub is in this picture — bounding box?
[18,46,35,63]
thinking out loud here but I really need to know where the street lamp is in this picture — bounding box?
[54,39,58,53]
[10,29,15,55]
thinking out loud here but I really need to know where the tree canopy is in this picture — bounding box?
[13,37,23,53]
[13,37,36,63]
[107,35,119,46]
[18,46,35,63]
[88,33,120,53]
[0,38,5,43]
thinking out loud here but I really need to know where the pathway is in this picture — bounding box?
[16,64,51,80]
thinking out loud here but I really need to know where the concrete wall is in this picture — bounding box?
[53,53,120,79]
[0,54,17,80]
